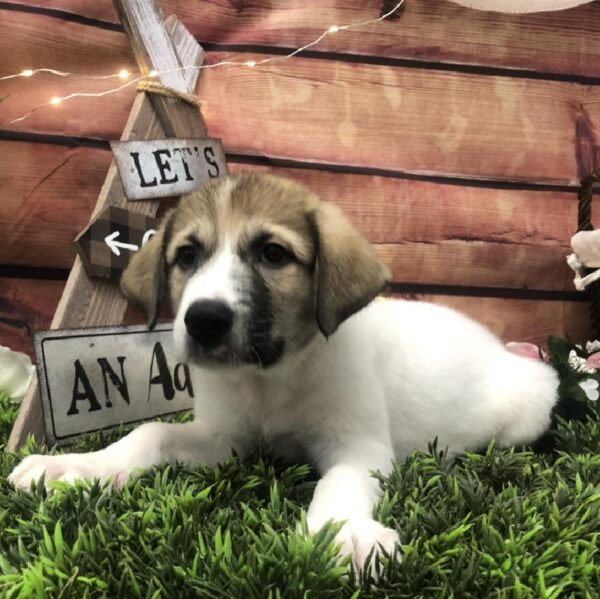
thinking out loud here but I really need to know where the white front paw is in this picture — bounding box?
[335,518,401,574]
[8,453,119,491]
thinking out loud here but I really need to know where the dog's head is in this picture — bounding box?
[121,173,390,368]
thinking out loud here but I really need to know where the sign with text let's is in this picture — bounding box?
[35,324,194,445]
[111,138,228,201]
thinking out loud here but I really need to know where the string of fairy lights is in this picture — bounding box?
[0,0,405,129]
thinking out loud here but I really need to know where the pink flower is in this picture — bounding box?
[586,351,600,369]
[505,342,548,362]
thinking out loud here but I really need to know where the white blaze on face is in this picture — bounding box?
[173,239,250,358]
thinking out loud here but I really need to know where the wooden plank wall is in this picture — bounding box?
[1,0,599,359]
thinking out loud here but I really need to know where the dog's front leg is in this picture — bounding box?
[9,420,237,490]
[306,439,400,572]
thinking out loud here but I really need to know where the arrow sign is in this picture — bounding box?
[105,229,156,256]
[75,206,159,279]
[111,137,228,201]
[105,231,140,256]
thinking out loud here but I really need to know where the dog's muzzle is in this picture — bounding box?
[184,300,234,350]
[182,298,284,368]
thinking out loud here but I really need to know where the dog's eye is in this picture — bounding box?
[176,245,198,270]
[261,243,289,267]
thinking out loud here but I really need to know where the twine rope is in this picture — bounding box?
[573,167,600,338]
[577,167,600,232]
[137,80,202,109]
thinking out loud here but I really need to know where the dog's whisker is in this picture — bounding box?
[249,346,264,369]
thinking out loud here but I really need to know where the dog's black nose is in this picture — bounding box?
[184,300,234,347]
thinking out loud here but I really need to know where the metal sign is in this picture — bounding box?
[35,324,194,445]
[74,206,159,279]
[111,137,228,200]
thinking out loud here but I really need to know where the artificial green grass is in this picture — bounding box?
[0,351,599,597]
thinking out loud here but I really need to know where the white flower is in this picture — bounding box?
[0,345,35,401]
[568,350,597,374]
[586,340,600,353]
[579,378,599,401]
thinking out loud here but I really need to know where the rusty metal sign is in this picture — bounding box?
[35,324,194,445]
[111,137,228,200]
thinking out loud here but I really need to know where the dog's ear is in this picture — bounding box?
[120,210,174,329]
[308,202,391,337]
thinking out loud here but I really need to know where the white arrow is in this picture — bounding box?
[142,229,157,246]
[104,231,139,257]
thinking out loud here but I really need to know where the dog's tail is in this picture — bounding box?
[490,351,559,448]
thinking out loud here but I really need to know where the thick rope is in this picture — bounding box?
[137,80,202,109]
[577,167,600,232]
[575,167,600,338]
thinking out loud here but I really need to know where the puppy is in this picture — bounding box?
[9,173,559,572]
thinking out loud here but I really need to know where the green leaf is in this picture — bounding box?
[547,335,575,369]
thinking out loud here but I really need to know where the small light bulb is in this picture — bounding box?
[118,69,130,79]
[21,69,34,77]
[245,60,256,68]
[328,25,339,33]
[50,96,62,106]
[149,70,158,77]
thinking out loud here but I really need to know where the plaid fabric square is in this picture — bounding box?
[75,206,159,280]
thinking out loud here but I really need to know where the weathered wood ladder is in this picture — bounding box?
[8,0,214,450]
